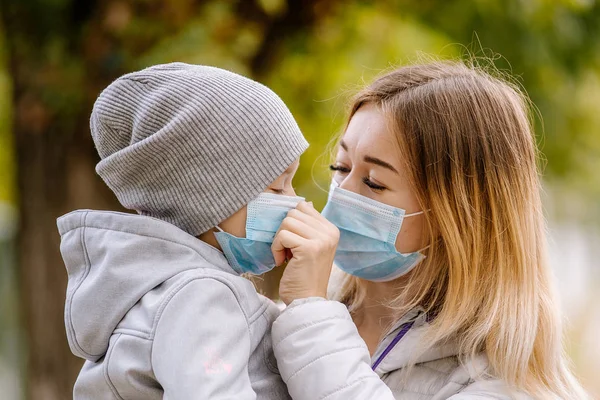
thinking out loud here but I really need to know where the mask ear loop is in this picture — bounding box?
[404,209,431,217]
[402,209,432,254]
[215,226,225,233]
[418,244,431,254]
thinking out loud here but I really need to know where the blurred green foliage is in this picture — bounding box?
[135,1,461,209]
[3,0,600,212]
[121,0,600,215]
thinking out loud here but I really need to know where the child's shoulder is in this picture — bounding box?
[159,267,272,319]
[117,267,272,337]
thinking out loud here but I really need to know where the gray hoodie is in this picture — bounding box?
[58,210,290,400]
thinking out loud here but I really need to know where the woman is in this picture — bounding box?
[270,61,589,399]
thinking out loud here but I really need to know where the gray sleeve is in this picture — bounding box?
[272,298,396,400]
[152,278,257,400]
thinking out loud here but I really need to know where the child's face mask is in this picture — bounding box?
[214,193,304,275]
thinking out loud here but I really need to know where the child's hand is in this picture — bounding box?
[272,201,340,304]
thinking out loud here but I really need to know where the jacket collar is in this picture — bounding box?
[371,308,488,376]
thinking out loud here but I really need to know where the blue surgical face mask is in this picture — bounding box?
[214,193,304,275]
[322,181,426,282]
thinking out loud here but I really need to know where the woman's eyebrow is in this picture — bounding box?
[364,155,399,174]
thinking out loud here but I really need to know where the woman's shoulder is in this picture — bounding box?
[451,354,531,399]
[447,378,532,400]
[385,352,531,400]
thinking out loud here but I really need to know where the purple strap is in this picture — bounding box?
[371,320,415,371]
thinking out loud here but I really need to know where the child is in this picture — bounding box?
[57,63,308,399]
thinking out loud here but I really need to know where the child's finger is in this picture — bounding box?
[271,230,305,266]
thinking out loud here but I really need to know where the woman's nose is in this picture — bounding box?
[338,174,360,194]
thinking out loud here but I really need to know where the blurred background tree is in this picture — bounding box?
[0,0,598,399]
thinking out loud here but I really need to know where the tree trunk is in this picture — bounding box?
[13,110,118,400]
[0,1,125,397]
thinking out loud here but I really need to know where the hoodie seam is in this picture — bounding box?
[113,328,152,340]
[149,276,252,370]
[103,333,125,400]
[66,211,104,360]
[150,275,250,338]
[247,301,269,325]
[260,311,279,374]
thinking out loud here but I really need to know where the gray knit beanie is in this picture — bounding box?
[90,63,308,236]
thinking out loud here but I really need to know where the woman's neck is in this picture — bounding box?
[352,278,409,355]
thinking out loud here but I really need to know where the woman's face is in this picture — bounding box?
[331,104,427,253]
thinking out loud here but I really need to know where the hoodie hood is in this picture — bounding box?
[57,210,235,362]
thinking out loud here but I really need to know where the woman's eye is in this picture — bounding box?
[269,188,284,194]
[362,177,386,191]
[329,164,351,174]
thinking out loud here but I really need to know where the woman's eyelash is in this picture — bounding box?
[362,177,386,191]
[329,164,350,173]
[270,188,284,194]
[330,165,386,191]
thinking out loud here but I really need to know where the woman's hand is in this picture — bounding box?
[272,201,340,304]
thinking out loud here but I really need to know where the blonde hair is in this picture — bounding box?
[335,61,588,399]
